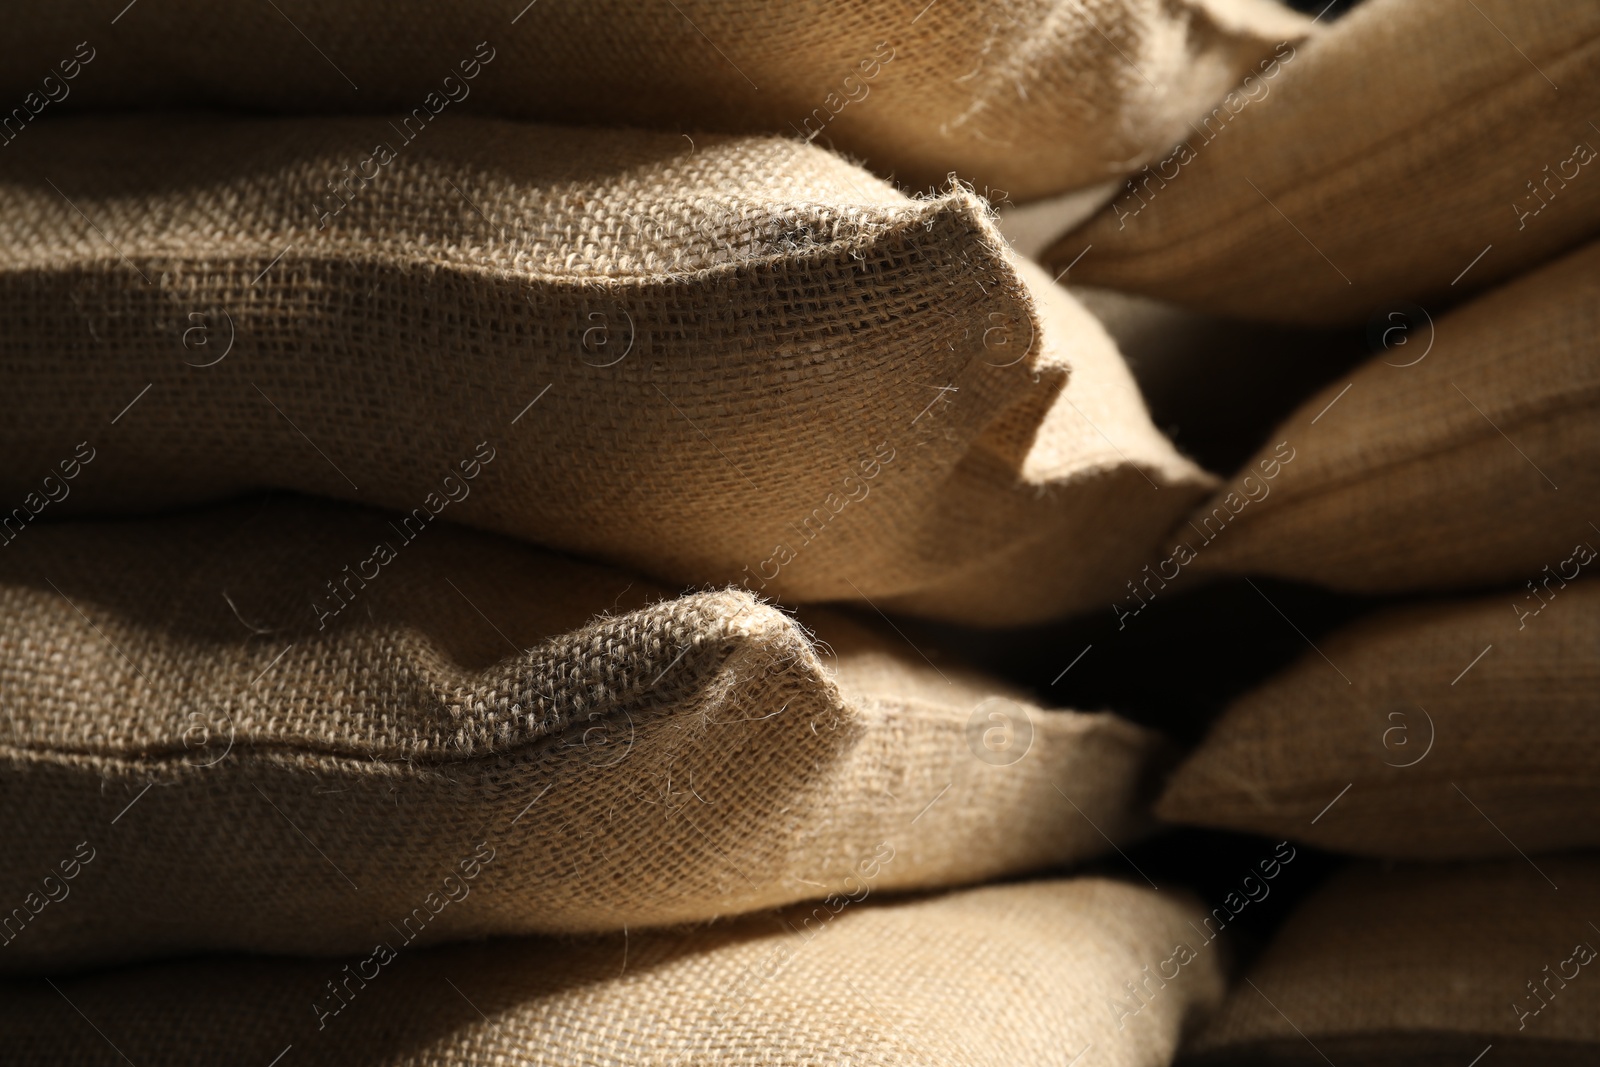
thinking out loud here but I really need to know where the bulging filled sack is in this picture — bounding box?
[1156,580,1600,857]
[1180,238,1600,596]
[1186,858,1600,1066]
[882,255,1218,624]
[0,1,1311,201]
[0,496,1166,973]
[0,114,1212,626]
[1051,0,1600,323]
[0,879,1224,1067]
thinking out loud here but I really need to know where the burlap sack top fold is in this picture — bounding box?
[1052,0,1600,324]
[1181,237,1599,595]
[877,254,1217,622]
[1158,579,1600,858]
[2,879,1224,1067]
[1186,858,1600,1066]
[0,1,1312,201]
[0,114,1213,625]
[0,496,1166,973]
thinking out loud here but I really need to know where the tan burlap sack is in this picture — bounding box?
[1049,0,1600,324]
[1178,238,1600,595]
[0,496,1166,973]
[882,255,1218,623]
[0,2,1312,201]
[0,114,1212,626]
[1186,858,1600,1065]
[1,879,1224,1067]
[1157,580,1600,857]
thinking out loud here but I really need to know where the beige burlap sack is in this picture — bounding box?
[1157,580,1600,857]
[0,2,1312,202]
[1177,238,1600,595]
[0,114,1212,626]
[0,496,1166,973]
[1186,859,1600,1066]
[880,255,1218,623]
[1049,0,1600,324]
[0,879,1224,1067]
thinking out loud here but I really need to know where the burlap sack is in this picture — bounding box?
[0,2,1312,202]
[1,879,1224,1067]
[1159,579,1600,858]
[1049,0,1600,324]
[0,496,1166,973]
[1185,858,1600,1065]
[881,255,1218,623]
[0,114,1212,626]
[1177,238,1600,595]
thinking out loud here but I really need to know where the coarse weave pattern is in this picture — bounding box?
[0,497,1165,973]
[1157,581,1600,857]
[0,879,1224,1067]
[880,255,1218,621]
[1183,238,1600,594]
[1184,859,1600,1066]
[0,114,1212,625]
[1052,0,1600,323]
[0,1,1312,201]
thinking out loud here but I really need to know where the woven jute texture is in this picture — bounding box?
[0,1,1312,202]
[1181,237,1600,595]
[1185,859,1600,1066]
[0,496,1166,973]
[1157,581,1600,857]
[1050,0,1600,324]
[0,114,1212,626]
[0,879,1224,1067]
[880,255,1217,623]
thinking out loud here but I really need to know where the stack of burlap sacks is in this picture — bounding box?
[0,0,1594,1064]
[1051,0,1600,1062]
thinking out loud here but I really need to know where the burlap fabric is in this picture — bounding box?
[882,255,1217,622]
[0,114,1212,626]
[1050,0,1600,324]
[0,497,1165,973]
[1157,581,1600,857]
[1185,859,1600,1066]
[0,1,1312,201]
[1181,238,1600,595]
[0,879,1223,1067]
